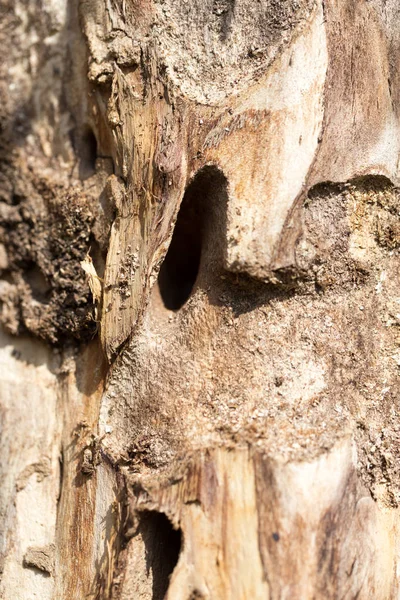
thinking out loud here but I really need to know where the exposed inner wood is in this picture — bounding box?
[1,0,400,598]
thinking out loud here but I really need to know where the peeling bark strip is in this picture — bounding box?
[1,0,400,599]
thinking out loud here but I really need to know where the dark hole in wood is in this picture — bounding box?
[157,166,228,311]
[79,127,98,180]
[140,510,182,600]
[157,194,202,310]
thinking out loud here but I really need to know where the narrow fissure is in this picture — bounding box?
[79,126,98,180]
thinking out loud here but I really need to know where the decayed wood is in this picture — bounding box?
[1,0,400,599]
[121,441,398,600]
[85,0,400,359]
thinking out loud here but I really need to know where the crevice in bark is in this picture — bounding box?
[79,126,98,180]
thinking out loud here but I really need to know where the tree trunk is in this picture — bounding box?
[1,0,400,598]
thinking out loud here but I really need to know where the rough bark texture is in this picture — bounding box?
[1,0,400,599]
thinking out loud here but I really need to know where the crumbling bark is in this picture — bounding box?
[1,0,400,599]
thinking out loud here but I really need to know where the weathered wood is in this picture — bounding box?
[1,0,400,598]
[84,0,400,359]
[121,441,398,600]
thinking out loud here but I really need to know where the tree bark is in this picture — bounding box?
[1,0,400,598]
